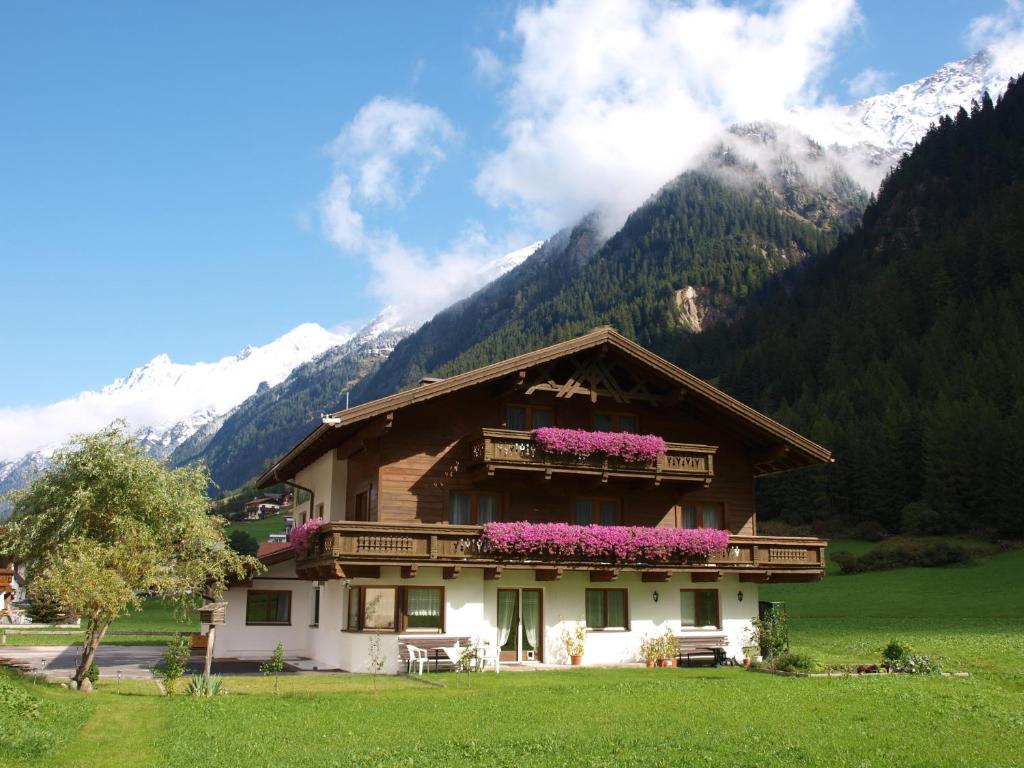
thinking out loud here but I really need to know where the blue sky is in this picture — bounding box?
[0,0,1017,408]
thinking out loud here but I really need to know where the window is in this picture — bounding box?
[245,590,291,625]
[346,586,445,633]
[585,589,629,630]
[311,586,320,627]
[574,497,621,526]
[680,589,720,629]
[352,489,371,521]
[505,404,554,430]
[404,587,443,632]
[449,492,500,525]
[682,503,724,529]
[593,412,638,433]
[347,586,397,631]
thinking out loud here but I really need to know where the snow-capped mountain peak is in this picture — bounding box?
[0,323,352,465]
[789,48,1023,189]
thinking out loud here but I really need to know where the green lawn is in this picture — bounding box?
[2,544,1022,767]
[2,597,198,646]
[226,513,287,541]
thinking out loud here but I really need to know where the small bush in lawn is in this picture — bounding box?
[749,605,789,665]
[774,652,816,673]
[856,664,879,674]
[901,501,948,535]
[887,655,942,674]
[0,674,39,718]
[153,635,191,696]
[260,642,285,695]
[851,520,888,542]
[186,674,225,697]
[834,542,972,574]
[84,662,100,685]
[883,639,911,664]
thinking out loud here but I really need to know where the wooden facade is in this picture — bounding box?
[262,328,832,583]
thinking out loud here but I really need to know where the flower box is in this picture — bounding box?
[532,427,667,464]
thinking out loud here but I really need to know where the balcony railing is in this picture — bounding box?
[294,521,826,583]
[468,428,717,486]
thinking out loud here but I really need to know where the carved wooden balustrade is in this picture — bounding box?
[293,522,826,583]
[468,428,717,486]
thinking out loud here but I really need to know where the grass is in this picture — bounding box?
[2,542,1022,767]
[2,597,198,646]
[226,513,286,541]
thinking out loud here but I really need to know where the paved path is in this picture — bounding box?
[0,645,163,680]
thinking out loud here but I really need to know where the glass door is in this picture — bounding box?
[497,588,543,662]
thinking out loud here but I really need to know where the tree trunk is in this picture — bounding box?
[74,616,110,688]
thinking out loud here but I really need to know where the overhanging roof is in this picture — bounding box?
[257,326,832,488]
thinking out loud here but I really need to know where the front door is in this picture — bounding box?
[497,588,543,662]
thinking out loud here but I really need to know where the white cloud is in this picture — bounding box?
[968,0,1024,75]
[319,98,540,325]
[473,47,505,83]
[845,67,892,99]
[476,0,860,232]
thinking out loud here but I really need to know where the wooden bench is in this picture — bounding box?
[399,636,472,672]
[675,634,729,667]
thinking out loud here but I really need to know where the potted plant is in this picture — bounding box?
[742,645,759,667]
[561,620,586,665]
[639,634,659,668]
[659,629,677,667]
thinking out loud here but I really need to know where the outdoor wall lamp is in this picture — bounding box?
[737,590,744,602]
[653,590,660,603]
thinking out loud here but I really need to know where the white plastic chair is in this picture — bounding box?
[443,640,464,671]
[405,643,428,675]
[476,642,500,674]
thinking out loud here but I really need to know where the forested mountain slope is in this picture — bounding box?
[351,217,604,402]
[684,84,1024,537]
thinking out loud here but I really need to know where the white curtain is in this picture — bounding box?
[522,591,539,650]
[497,591,516,648]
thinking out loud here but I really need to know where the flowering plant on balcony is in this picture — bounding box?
[290,518,323,554]
[532,427,667,463]
[480,522,728,563]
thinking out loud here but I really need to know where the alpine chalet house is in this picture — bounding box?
[215,328,830,671]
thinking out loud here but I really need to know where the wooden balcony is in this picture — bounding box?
[294,521,826,583]
[468,428,717,486]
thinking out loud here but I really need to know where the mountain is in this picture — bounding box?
[792,50,1021,186]
[172,309,414,491]
[0,322,351,501]
[681,77,1024,537]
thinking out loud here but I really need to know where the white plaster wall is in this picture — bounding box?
[295,451,346,521]
[480,571,757,666]
[218,565,759,670]
[215,559,312,660]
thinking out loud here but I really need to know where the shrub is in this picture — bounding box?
[84,662,100,685]
[186,674,224,696]
[153,635,191,696]
[0,674,39,718]
[774,652,815,673]
[833,542,973,574]
[856,664,879,674]
[260,642,285,695]
[883,639,911,664]
[901,501,948,535]
[749,605,789,663]
[887,655,942,674]
[851,520,888,542]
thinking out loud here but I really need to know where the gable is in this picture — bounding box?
[257,327,832,487]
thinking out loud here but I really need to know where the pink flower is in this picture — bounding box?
[290,518,323,554]
[479,522,728,563]
[532,427,667,463]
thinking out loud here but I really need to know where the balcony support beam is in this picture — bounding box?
[484,567,504,581]
[641,570,670,583]
[690,571,722,582]
[590,569,620,582]
[443,566,461,580]
[400,565,418,579]
[738,571,770,583]
[535,567,564,582]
